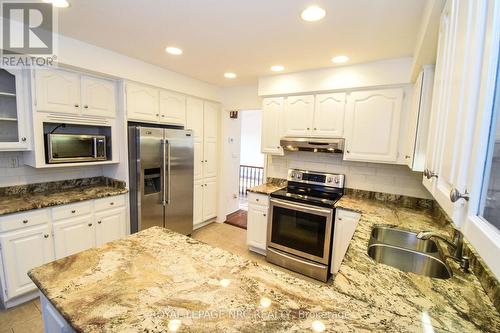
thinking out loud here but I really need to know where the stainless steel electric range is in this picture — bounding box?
[267,169,345,282]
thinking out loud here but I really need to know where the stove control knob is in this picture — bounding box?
[334,177,340,184]
[327,176,334,183]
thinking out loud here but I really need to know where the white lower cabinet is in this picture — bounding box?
[331,209,361,274]
[95,208,126,247]
[0,225,54,300]
[41,293,75,333]
[53,215,96,259]
[246,193,269,254]
[193,179,217,228]
[0,194,127,307]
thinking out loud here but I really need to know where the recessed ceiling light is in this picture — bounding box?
[331,55,349,64]
[271,65,284,72]
[43,0,70,8]
[165,47,183,55]
[224,72,237,79]
[301,6,326,22]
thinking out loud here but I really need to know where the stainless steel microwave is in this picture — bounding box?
[46,133,107,164]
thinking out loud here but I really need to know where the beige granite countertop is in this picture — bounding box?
[0,180,128,216]
[28,193,500,332]
[247,183,285,195]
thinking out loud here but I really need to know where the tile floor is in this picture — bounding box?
[0,222,316,332]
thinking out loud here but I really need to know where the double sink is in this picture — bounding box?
[367,225,452,279]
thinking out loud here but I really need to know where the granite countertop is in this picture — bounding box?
[247,178,286,195]
[28,194,500,332]
[0,177,128,216]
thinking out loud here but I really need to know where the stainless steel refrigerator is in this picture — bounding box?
[128,125,194,235]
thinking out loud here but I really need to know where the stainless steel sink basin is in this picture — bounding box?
[368,226,452,279]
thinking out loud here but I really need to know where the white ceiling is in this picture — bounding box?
[58,0,426,87]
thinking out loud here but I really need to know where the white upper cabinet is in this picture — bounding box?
[159,90,186,125]
[35,69,81,114]
[186,97,204,139]
[81,76,116,118]
[36,69,116,118]
[423,0,486,224]
[203,102,218,141]
[261,97,284,155]
[314,93,346,137]
[203,101,219,179]
[126,82,159,122]
[284,95,315,136]
[344,88,403,163]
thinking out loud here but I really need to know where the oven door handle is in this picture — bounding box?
[270,198,333,215]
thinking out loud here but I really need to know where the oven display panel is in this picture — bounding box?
[302,174,326,183]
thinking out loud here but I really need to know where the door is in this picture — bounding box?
[164,129,194,235]
[35,69,81,114]
[160,91,186,125]
[81,76,116,118]
[344,88,403,163]
[186,97,204,139]
[314,93,346,137]
[203,102,218,179]
[261,97,284,154]
[126,83,159,122]
[0,225,54,300]
[246,204,268,250]
[95,208,126,246]
[137,127,164,231]
[193,180,203,226]
[202,179,217,221]
[193,140,203,180]
[53,215,95,259]
[285,95,314,136]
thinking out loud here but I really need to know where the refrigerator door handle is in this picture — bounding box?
[161,139,167,206]
[166,140,172,204]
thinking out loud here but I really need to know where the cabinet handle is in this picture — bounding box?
[346,150,350,154]
[44,234,49,239]
[263,213,267,217]
[314,128,317,130]
[405,155,411,159]
[423,169,438,179]
[21,137,26,142]
[156,113,159,116]
[98,221,102,224]
[338,218,343,221]
[83,105,89,109]
[201,160,204,163]
[161,115,165,118]
[205,160,208,162]
[74,104,79,107]
[109,202,114,206]
[88,223,93,227]
[450,188,469,202]
[71,210,76,214]
[307,127,310,130]
[22,219,28,224]
[256,198,259,202]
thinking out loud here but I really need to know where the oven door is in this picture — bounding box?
[267,198,334,265]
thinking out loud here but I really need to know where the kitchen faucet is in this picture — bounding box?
[416,229,470,272]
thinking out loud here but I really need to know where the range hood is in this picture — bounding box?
[280,137,344,154]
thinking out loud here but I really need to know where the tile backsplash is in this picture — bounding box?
[267,152,432,199]
[0,152,103,186]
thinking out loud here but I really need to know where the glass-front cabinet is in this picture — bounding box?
[0,68,29,151]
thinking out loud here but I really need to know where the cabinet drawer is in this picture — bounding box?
[94,195,126,212]
[336,208,361,222]
[0,210,50,232]
[52,201,92,221]
[248,193,269,207]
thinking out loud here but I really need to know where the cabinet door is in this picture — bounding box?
[81,76,116,118]
[202,179,217,221]
[95,208,126,247]
[203,102,218,179]
[331,209,360,274]
[186,97,204,139]
[159,90,186,125]
[0,225,54,300]
[193,180,204,226]
[284,95,314,136]
[261,97,284,154]
[53,215,95,259]
[193,139,204,180]
[430,0,484,224]
[35,69,81,114]
[126,83,159,122]
[203,140,217,179]
[344,88,403,163]
[246,204,268,251]
[313,93,346,137]
[203,102,219,141]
